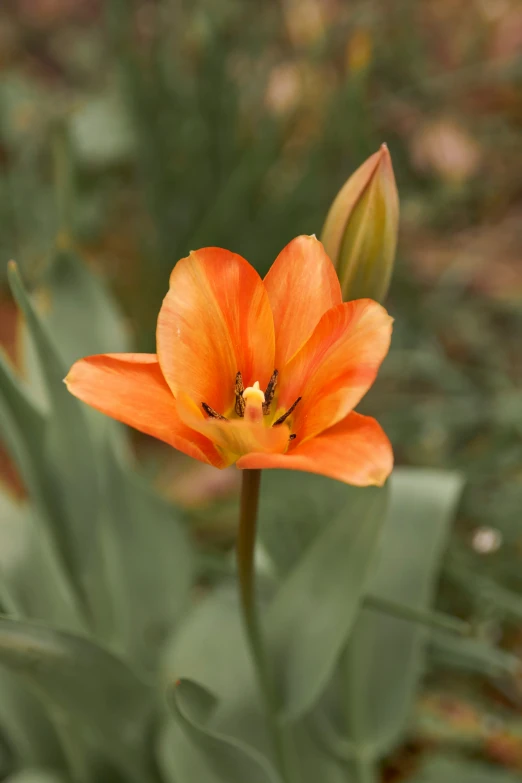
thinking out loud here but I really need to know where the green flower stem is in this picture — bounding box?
[236,469,294,783]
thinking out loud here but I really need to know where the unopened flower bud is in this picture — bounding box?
[321,144,399,303]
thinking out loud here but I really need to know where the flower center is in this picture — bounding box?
[202,369,301,441]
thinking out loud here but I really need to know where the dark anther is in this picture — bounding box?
[202,402,227,421]
[289,433,297,441]
[263,369,279,415]
[273,396,302,426]
[235,371,245,417]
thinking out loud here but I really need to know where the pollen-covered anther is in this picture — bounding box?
[235,371,246,417]
[273,396,302,426]
[263,370,278,415]
[243,381,265,423]
[202,402,227,420]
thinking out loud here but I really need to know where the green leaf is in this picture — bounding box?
[339,468,464,759]
[164,678,279,783]
[409,754,522,783]
[161,584,277,766]
[0,669,64,769]
[160,590,348,783]
[4,771,67,783]
[0,353,85,626]
[103,445,194,670]
[429,633,520,678]
[0,489,83,630]
[19,246,131,450]
[266,484,388,721]
[259,472,363,576]
[6,263,110,630]
[35,247,130,365]
[160,586,255,701]
[0,616,155,782]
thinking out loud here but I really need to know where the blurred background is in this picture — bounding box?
[0,0,521,776]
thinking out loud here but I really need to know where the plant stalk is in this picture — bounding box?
[236,469,294,783]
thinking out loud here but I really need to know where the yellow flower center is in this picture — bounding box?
[201,369,301,443]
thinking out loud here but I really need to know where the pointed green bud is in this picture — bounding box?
[321,144,399,302]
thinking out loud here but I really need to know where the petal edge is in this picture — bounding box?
[236,411,393,486]
[264,235,342,369]
[65,353,223,466]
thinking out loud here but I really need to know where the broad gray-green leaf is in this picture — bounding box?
[267,484,388,721]
[161,586,255,701]
[409,754,521,783]
[0,616,154,782]
[161,586,270,763]
[160,590,348,783]
[4,770,67,783]
[7,263,110,630]
[0,669,64,769]
[103,445,193,669]
[259,472,366,576]
[340,468,464,758]
[0,353,85,626]
[0,489,83,630]
[19,246,130,453]
[166,678,279,783]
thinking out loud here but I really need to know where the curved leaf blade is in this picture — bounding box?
[341,468,464,757]
[0,489,83,630]
[266,484,388,721]
[167,678,279,783]
[103,444,193,670]
[6,262,109,629]
[0,616,154,782]
[4,771,67,783]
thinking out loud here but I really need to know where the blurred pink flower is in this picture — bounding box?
[264,63,303,116]
[410,118,482,183]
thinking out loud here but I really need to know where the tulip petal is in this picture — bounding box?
[264,235,342,368]
[157,248,275,414]
[237,411,393,486]
[176,393,290,464]
[65,353,223,466]
[278,300,392,442]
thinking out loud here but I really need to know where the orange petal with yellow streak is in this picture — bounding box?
[237,411,393,486]
[176,393,290,465]
[278,299,392,443]
[264,235,342,368]
[65,353,223,466]
[157,248,275,414]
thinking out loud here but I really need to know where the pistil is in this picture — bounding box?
[243,381,265,424]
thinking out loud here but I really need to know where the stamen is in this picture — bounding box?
[289,433,297,440]
[273,396,302,426]
[263,370,279,415]
[235,371,245,417]
[202,402,227,421]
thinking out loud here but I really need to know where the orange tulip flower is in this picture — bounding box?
[65,236,393,486]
